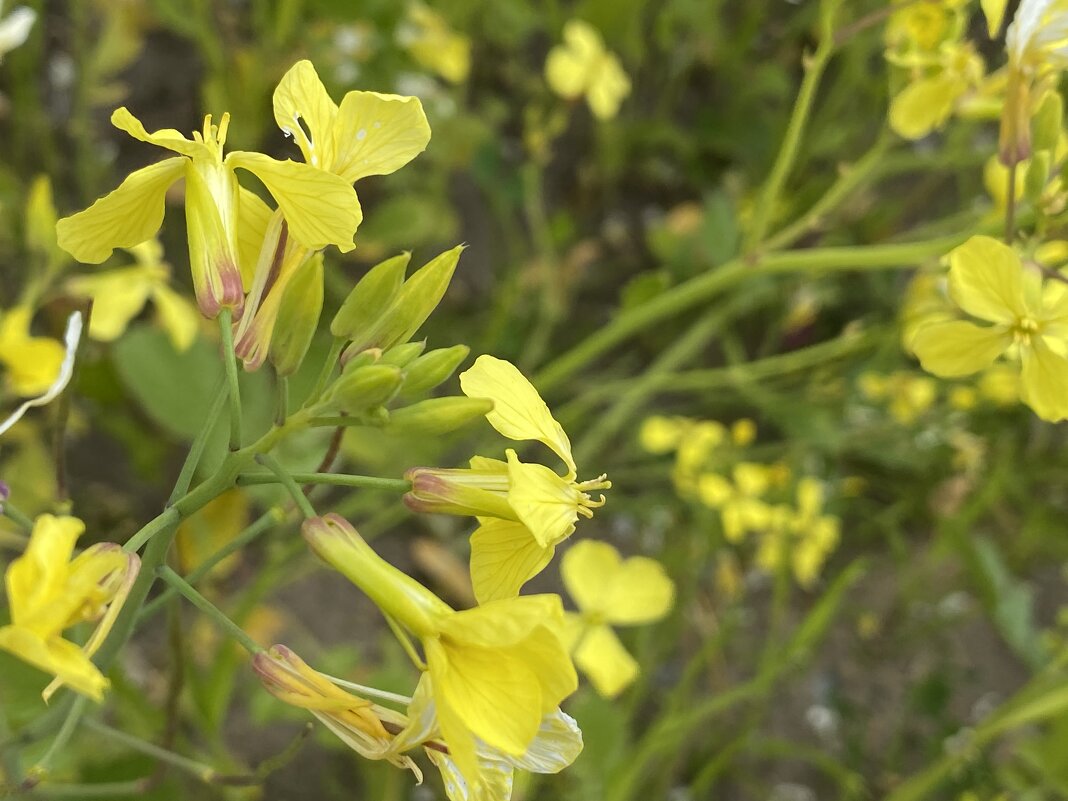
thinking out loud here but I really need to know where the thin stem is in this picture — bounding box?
[307,338,344,406]
[157,566,263,655]
[1,500,34,533]
[237,472,411,493]
[138,509,284,622]
[745,36,836,251]
[218,309,243,451]
[385,614,426,671]
[255,454,316,519]
[25,696,89,787]
[1005,160,1018,243]
[27,780,149,797]
[169,375,228,504]
[275,374,289,426]
[82,718,218,782]
[534,232,981,394]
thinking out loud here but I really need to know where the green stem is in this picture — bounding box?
[218,309,242,451]
[275,374,289,426]
[534,231,981,394]
[307,338,344,406]
[157,566,263,655]
[763,132,893,251]
[82,718,219,782]
[518,161,562,370]
[255,454,316,519]
[138,509,284,622]
[745,35,836,251]
[1,501,34,533]
[170,375,228,503]
[25,696,89,785]
[236,472,411,493]
[27,780,148,797]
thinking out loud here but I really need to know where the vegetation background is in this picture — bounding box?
[3,0,1068,799]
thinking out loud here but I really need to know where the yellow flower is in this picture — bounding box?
[405,355,610,603]
[638,415,686,454]
[66,239,199,351]
[754,478,840,589]
[545,20,631,120]
[858,371,938,424]
[254,646,582,801]
[910,235,1068,421]
[55,106,361,319]
[398,3,471,84]
[0,514,139,701]
[560,540,674,698]
[0,307,67,397]
[231,60,431,370]
[303,514,578,795]
[888,42,984,140]
[697,464,774,543]
[0,310,81,438]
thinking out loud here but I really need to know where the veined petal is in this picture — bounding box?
[507,709,583,773]
[460,355,576,478]
[442,594,564,648]
[110,107,209,159]
[470,518,555,603]
[5,514,84,627]
[428,637,543,762]
[911,319,1010,377]
[426,749,513,801]
[56,158,186,264]
[0,626,109,702]
[573,624,638,698]
[332,91,431,183]
[66,267,155,342]
[227,151,362,252]
[236,187,275,289]
[506,452,582,548]
[272,60,339,170]
[948,236,1029,323]
[1021,337,1068,421]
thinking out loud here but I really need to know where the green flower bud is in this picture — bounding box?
[386,396,493,435]
[379,340,426,367]
[1025,150,1051,205]
[398,344,470,398]
[270,253,324,377]
[330,252,410,339]
[323,364,404,413]
[1033,91,1063,155]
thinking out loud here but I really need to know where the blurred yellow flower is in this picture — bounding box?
[303,514,578,793]
[0,307,66,397]
[66,239,199,351]
[406,355,610,602]
[858,370,938,424]
[0,514,139,701]
[888,42,984,140]
[545,20,631,120]
[56,106,361,319]
[398,3,471,83]
[698,463,774,543]
[754,478,840,589]
[910,235,1068,421]
[560,540,675,698]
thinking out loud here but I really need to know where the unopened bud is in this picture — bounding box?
[398,345,470,398]
[1025,150,1051,205]
[331,252,410,338]
[403,464,517,520]
[323,364,404,413]
[388,396,492,434]
[1033,91,1063,155]
[379,340,426,367]
[270,253,324,377]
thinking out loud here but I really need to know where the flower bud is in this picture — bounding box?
[331,252,411,339]
[398,345,470,398]
[270,253,324,377]
[379,340,426,367]
[387,396,492,434]
[403,464,517,520]
[322,364,404,413]
[184,162,245,318]
[302,514,450,636]
[1033,91,1063,155]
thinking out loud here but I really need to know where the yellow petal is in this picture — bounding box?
[1021,337,1068,421]
[0,626,109,702]
[546,20,604,99]
[911,320,1010,377]
[332,91,431,183]
[601,555,675,626]
[460,355,576,477]
[506,452,582,548]
[5,514,84,627]
[236,187,274,289]
[587,55,630,120]
[226,151,362,252]
[560,539,620,614]
[0,308,68,397]
[272,60,339,170]
[888,75,961,140]
[428,637,543,757]
[151,284,200,351]
[110,107,208,159]
[470,518,555,603]
[66,267,154,341]
[573,624,638,698]
[981,0,1009,36]
[56,157,187,264]
[443,594,564,648]
[947,235,1028,323]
